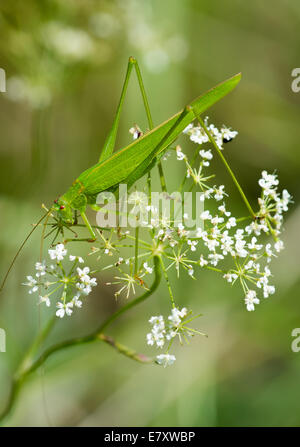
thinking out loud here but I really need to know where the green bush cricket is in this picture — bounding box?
[0,57,241,291]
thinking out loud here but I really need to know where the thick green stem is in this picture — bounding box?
[98,334,153,364]
[0,256,161,424]
[16,316,57,379]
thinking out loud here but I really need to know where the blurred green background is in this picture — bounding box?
[0,0,299,427]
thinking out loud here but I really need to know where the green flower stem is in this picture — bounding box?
[197,115,256,219]
[16,316,57,379]
[179,144,200,192]
[96,255,161,333]
[134,226,139,275]
[0,316,57,424]
[159,257,176,308]
[97,334,153,364]
[157,162,167,192]
[0,256,161,424]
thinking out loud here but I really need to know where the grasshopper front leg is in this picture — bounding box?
[99,56,166,190]
[99,57,135,162]
[70,193,97,241]
[80,210,96,241]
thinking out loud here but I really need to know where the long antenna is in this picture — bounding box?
[0,209,51,293]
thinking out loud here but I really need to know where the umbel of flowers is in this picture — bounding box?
[23,243,97,318]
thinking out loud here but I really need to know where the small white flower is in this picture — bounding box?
[77,266,90,282]
[258,170,279,193]
[248,237,263,251]
[263,285,275,298]
[199,149,213,164]
[221,126,238,141]
[245,220,268,236]
[218,204,231,217]
[69,255,84,263]
[76,280,96,296]
[205,238,219,252]
[188,266,194,276]
[280,189,292,212]
[245,290,260,311]
[72,295,83,308]
[167,307,188,328]
[177,222,188,238]
[176,145,185,161]
[265,243,274,261]
[49,243,67,261]
[147,315,166,348]
[235,239,248,258]
[200,210,212,221]
[143,262,153,274]
[211,216,224,226]
[199,255,208,267]
[274,240,284,252]
[35,261,46,277]
[23,276,38,294]
[156,353,176,367]
[208,253,224,266]
[220,232,234,255]
[39,295,50,307]
[226,217,236,229]
[223,273,238,283]
[214,185,226,201]
[199,188,214,201]
[187,239,198,252]
[56,301,73,318]
[196,228,207,239]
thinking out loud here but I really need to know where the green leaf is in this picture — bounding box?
[78,73,241,195]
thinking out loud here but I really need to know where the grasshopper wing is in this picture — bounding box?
[79,73,241,195]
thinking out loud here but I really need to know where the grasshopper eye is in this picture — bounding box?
[60,205,65,210]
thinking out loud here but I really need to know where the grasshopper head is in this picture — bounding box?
[53,197,74,224]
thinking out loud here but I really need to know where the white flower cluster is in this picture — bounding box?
[23,244,97,318]
[156,353,176,368]
[146,307,204,366]
[162,173,290,311]
[183,116,238,150]
[92,117,291,316]
[251,170,291,238]
[152,120,291,312]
